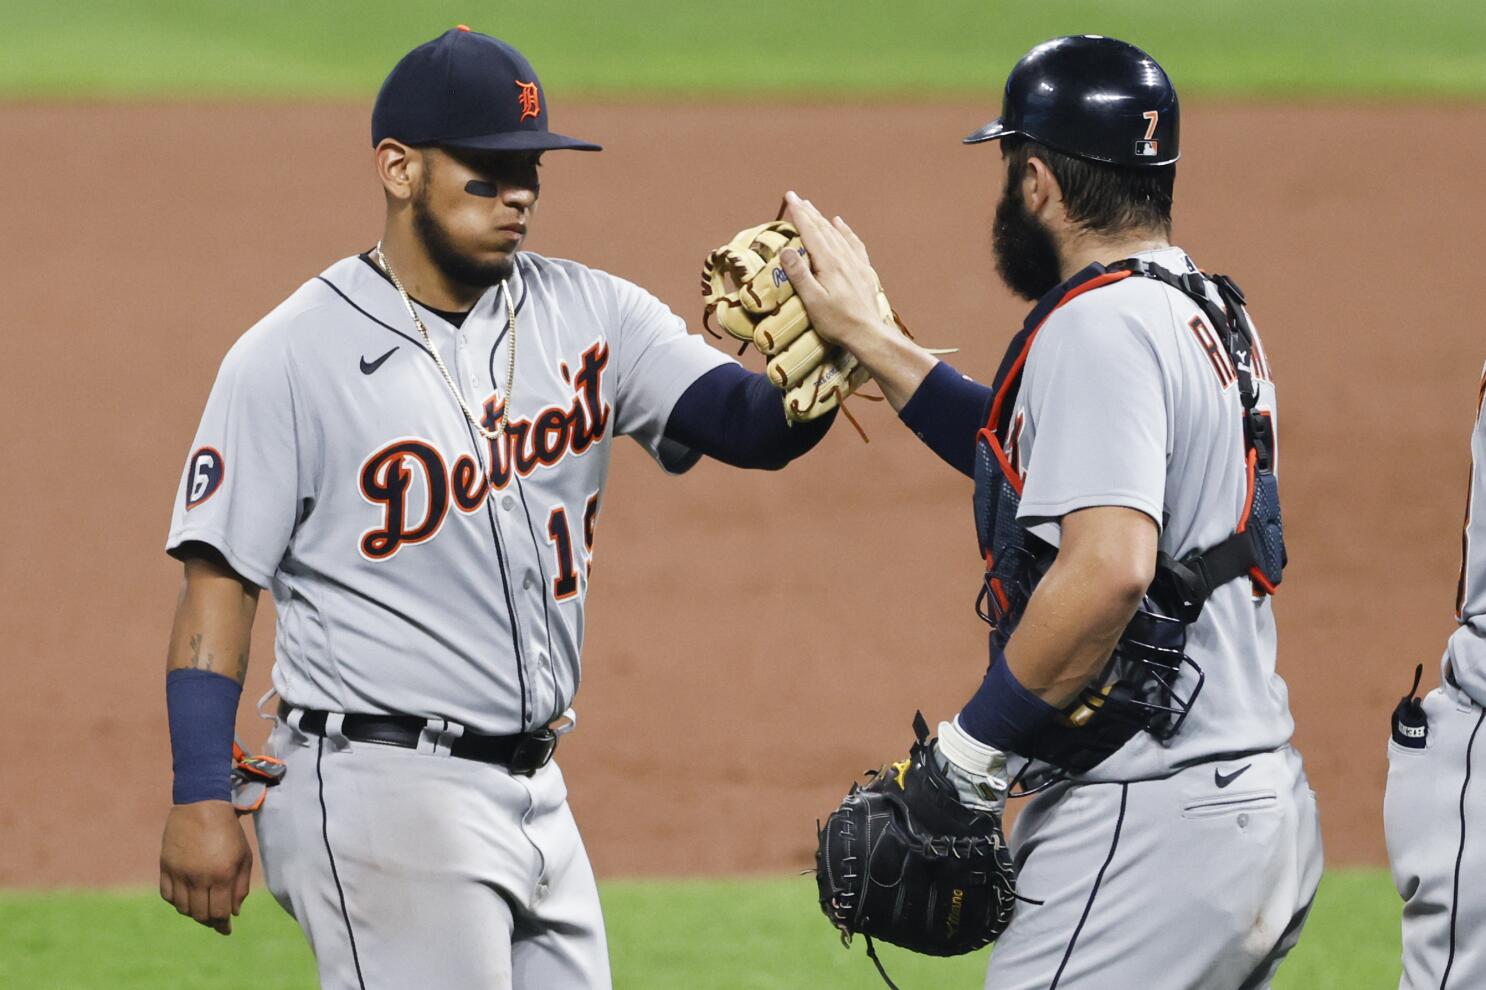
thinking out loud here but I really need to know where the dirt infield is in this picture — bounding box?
[3,101,1481,888]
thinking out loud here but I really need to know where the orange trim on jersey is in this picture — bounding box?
[978,271,1135,578]
[1187,315,1235,390]
[184,446,226,510]
[985,271,1133,433]
[980,270,1135,509]
[981,425,1026,498]
[546,505,580,602]
[357,437,451,561]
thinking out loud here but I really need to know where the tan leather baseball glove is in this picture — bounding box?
[702,218,905,425]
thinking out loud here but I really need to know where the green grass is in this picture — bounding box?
[0,869,1401,988]
[1,0,1484,100]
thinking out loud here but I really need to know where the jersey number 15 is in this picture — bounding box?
[545,493,600,601]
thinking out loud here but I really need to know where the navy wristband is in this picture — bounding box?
[957,649,1061,754]
[898,360,993,479]
[664,363,833,471]
[166,667,241,805]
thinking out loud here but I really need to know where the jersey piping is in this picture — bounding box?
[1050,783,1129,988]
[317,740,368,990]
[355,250,527,329]
[1442,708,1486,988]
[317,270,534,725]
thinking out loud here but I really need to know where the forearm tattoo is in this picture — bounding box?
[186,633,249,683]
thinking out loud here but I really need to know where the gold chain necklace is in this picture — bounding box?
[374,242,517,442]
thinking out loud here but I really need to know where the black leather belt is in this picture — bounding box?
[281,703,557,776]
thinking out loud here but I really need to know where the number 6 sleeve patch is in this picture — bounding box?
[165,326,304,589]
[185,447,226,509]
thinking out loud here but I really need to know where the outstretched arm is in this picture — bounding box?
[779,193,991,477]
[898,362,994,478]
[158,548,259,935]
[778,192,940,410]
[663,362,834,471]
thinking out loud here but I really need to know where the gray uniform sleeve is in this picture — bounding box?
[1447,366,1486,705]
[1017,303,1168,539]
[165,327,305,588]
[605,274,732,469]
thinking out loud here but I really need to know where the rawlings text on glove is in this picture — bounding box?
[702,218,903,424]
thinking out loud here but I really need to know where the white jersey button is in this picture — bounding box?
[502,495,516,511]
[522,575,533,590]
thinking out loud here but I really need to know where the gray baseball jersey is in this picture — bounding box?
[983,247,1322,990]
[1384,364,1486,990]
[167,251,731,734]
[1444,366,1486,706]
[1007,246,1292,782]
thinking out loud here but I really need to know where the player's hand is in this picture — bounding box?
[159,800,253,935]
[779,191,886,352]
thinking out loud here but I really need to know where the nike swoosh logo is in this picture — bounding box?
[360,347,398,375]
[1215,764,1252,788]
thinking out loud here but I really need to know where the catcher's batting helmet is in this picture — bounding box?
[964,35,1179,167]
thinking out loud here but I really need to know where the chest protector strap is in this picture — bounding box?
[970,260,1286,774]
[973,269,1134,646]
[1108,260,1287,622]
[975,261,1286,634]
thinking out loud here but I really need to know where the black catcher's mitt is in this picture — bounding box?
[815,713,1017,987]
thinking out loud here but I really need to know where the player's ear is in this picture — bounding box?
[375,139,420,203]
[1022,155,1062,218]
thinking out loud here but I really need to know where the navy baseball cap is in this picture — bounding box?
[372,27,601,153]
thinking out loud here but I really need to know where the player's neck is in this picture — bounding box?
[376,229,485,312]
[1057,227,1171,281]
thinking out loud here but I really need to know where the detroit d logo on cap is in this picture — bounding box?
[516,80,540,121]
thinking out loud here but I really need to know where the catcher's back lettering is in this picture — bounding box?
[1010,246,1291,782]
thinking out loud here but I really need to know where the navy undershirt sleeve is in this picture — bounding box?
[663,363,834,471]
[897,361,995,479]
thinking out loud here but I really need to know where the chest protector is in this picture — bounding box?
[972,261,1287,775]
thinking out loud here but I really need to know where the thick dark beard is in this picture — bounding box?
[411,187,515,288]
[992,176,1064,302]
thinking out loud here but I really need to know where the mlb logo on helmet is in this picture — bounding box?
[962,36,1181,168]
